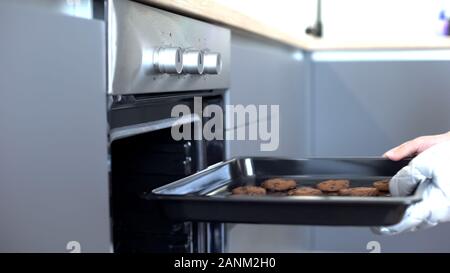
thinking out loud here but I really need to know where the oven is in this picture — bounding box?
[107,0,230,252]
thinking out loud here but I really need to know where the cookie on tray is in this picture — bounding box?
[231,185,266,196]
[261,178,297,192]
[288,187,323,196]
[338,187,379,197]
[316,179,350,192]
[373,179,390,192]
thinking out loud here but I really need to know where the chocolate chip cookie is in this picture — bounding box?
[338,187,379,197]
[316,179,350,192]
[231,185,266,196]
[261,178,297,192]
[288,187,323,196]
[373,179,390,192]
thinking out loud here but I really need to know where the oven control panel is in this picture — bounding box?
[108,0,230,95]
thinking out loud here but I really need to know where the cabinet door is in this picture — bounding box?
[0,3,111,252]
[312,60,450,156]
[226,33,309,159]
[225,33,312,252]
[311,58,450,252]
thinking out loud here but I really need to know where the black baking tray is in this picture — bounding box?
[148,157,427,226]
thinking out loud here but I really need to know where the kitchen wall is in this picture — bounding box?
[215,0,316,40]
[322,0,449,39]
[216,0,450,41]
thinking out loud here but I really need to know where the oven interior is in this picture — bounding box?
[109,92,225,253]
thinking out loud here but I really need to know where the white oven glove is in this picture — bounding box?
[372,140,450,235]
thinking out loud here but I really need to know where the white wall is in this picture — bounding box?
[216,0,316,39]
[216,0,450,40]
[322,0,449,40]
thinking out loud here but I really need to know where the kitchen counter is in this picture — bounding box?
[308,38,450,51]
[140,0,450,51]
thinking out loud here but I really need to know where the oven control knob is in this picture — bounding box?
[153,47,183,74]
[203,52,222,74]
[182,50,204,74]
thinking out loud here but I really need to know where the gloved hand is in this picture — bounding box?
[373,132,450,235]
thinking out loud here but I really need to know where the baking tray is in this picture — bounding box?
[148,157,427,226]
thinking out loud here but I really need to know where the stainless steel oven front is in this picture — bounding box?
[107,0,230,253]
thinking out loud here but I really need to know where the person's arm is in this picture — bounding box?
[373,131,450,235]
